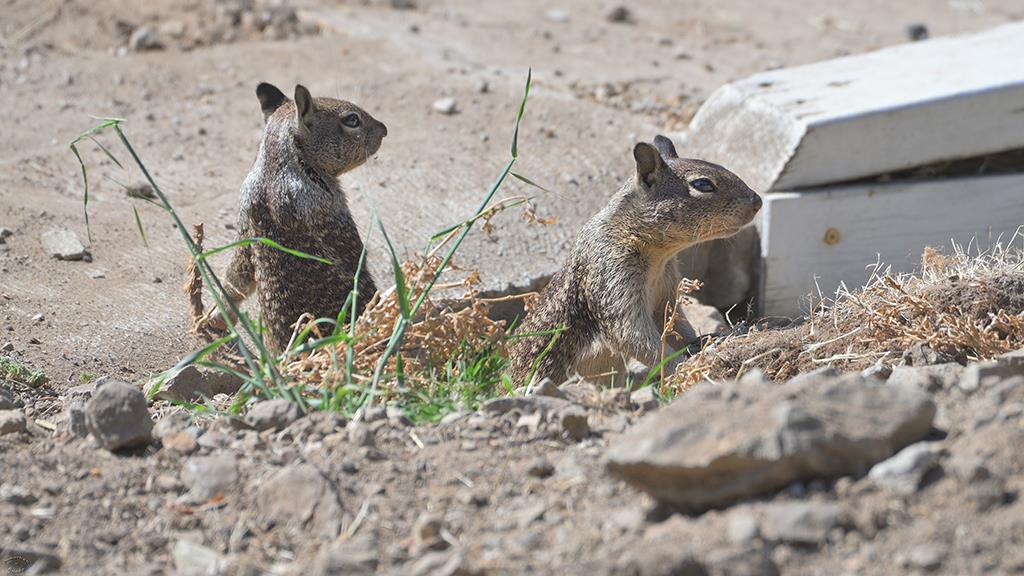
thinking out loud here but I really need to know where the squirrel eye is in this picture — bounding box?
[342,113,361,129]
[689,178,716,193]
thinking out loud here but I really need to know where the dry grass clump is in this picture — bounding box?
[284,238,514,401]
[679,235,1024,384]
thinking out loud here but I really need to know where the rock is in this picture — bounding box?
[0,384,18,410]
[947,454,991,484]
[412,513,448,553]
[244,398,303,431]
[526,457,555,478]
[255,464,342,538]
[85,380,153,451]
[614,518,707,575]
[727,511,760,544]
[172,539,230,576]
[163,428,201,455]
[153,410,192,440]
[630,386,659,412]
[157,19,186,39]
[529,378,567,400]
[681,302,727,336]
[860,362,892,381]
[706,547,780,576]
[347,420,375,447]
[0,484,36,505]
[560,407,590,441]
[129,26,164,51]
[62,382,97,437]
[967,478,1009,511]
[481,396,570,416]
[906,543,945,571]
[181,455,238,502]
[908,342,951,366]
[604,5,633,23]
[40,229,87,261]
[0,544,62,573]
[961,353,1024,393]
[153,366,212,403]
[0,227,12,243]
[544,9,570,23]
[868,442,938,494]
[988,376,1024,405]
[761,502,848,545]
[432,97,458,115]
[606,375,935,511]
[308,534,380,574]
[887,366,942,392]
[0,410,26,435]
[905,23,929,42]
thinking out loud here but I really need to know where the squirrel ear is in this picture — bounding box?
[256,82,287,124]
[633,142,664,188]
[294,84,314,127]
[653,134,678,159]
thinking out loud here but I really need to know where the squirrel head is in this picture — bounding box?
[625,134,761,250]
[256,82,388,177]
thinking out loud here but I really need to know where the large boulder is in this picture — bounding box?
[606,374,935,512]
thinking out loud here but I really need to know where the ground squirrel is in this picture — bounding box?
[209,82,387,352]
[508,135,761,385]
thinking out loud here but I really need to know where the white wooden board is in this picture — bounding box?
[683,22,1024,193]
[761,174,1024,317]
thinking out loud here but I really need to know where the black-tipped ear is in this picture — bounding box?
[294,84,314,127]
[256,82,287,123]
[653,134,678,159]
[633,142,664,188]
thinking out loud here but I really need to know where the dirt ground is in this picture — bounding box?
[2,0,1024,574]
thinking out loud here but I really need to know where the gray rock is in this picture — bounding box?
[0,227,12,242]
[172,539,230,576]
[947,454,991,484]
[529,377,567,400]
[906,543,945,571]
[681,301,727,336]
[244,398,303,431]
[868,442,937,495]
[860,362,892,381]
[0,484,36,505]
[544,9,570,23]
[606,375,935,511]
[347,420,375,447]
[908,342,951,366]
[255,464,342,538]
[181,455,238,503]
[604,5,633,23]
[308,534,379,575]
[988,376,1024,405]
[960,353,1024,393]
[482,395,570,416]
[706,547,780,576]
[0,385,15,410]
[129,26,164,51]
[62,382,96,437]
[560,407,590,441]
[630,386,659,412]
[761,502,848,545]
[887,366,942,392]
[153,410,192,440]
[432,97,458,115]
[85,380,152,450]
[727,511,760,544]
[968,478,1009,511]
[0,410,26,435]
[153,366,212,403]
[40,229,87,260]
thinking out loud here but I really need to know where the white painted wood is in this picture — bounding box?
[761,174,1024,317]
[683,23,1024,193]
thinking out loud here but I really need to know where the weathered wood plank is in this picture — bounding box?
[761,174,1024,316]
[683,23,1024,193]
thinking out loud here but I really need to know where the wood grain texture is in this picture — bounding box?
[761,174,1024,316]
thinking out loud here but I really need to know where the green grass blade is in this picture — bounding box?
[510,172,552,194]
[131,203,149,248]
[199,237,332,265]
[89,136,124,169]
[511,68,532,159]
[640,347,691,389]
[68,142,92,243]
[376,219,411,320]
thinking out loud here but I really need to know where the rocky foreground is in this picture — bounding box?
[2,349,1023,575]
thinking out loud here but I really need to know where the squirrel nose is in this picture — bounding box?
[380,122,388,138]
[750,194,762,211]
